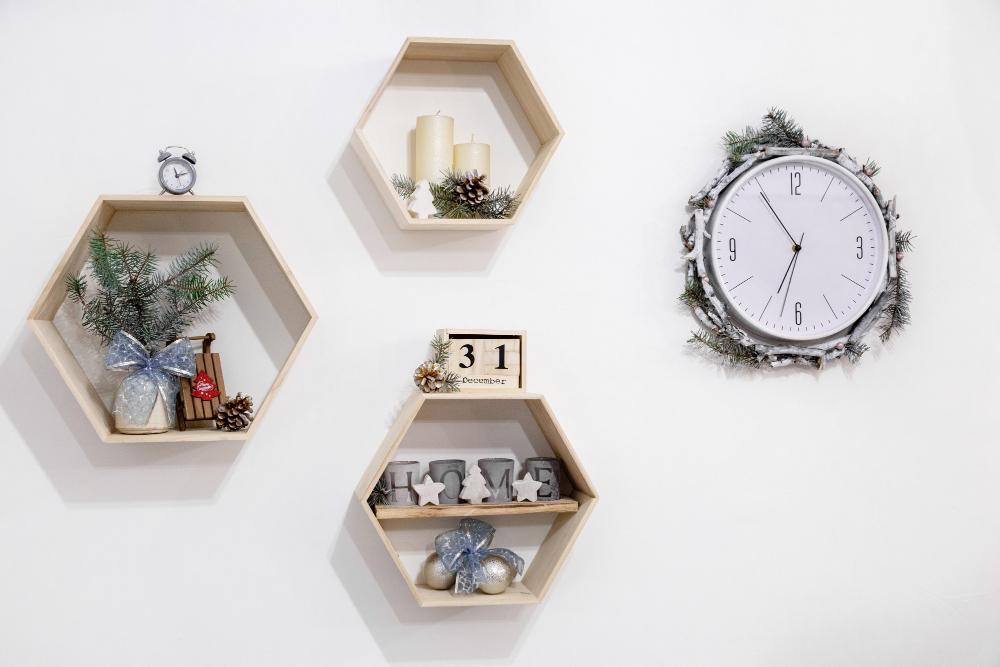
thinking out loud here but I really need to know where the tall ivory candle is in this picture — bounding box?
[453,135,490,186]
[414,114,454,183]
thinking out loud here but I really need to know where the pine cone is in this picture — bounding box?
[215,393,254,431]
[413,361,446,393]
[454,170,489,207]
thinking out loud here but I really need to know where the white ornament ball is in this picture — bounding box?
[836,342,845,351]
[422,552,456,591]
[477,555,515,595]
[896,252,904,262]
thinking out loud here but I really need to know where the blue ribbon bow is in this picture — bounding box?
[103,331,197,427]
[434,517,525,594]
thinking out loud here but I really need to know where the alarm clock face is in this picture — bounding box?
[158,157,196,194]
[707,155,888,344]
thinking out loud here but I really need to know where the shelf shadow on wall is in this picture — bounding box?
[328,147,511,275]
[329,499,538,662]
[0,326,244,504]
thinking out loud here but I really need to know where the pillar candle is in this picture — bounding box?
[453,136,490,186]
[414,114,454,184]
[525,457,560,501]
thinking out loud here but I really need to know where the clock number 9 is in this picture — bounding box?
[790,172,801,196]
[856,236,863,259]
[729,238,736,261]
[794,302,802,326]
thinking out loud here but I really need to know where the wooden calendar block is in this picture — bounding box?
[437,329,526,393]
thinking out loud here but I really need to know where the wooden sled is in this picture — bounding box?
[175,333,227,431]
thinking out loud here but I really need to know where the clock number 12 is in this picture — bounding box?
[790,172,801,195]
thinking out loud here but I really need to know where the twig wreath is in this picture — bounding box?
[679,109,913,369]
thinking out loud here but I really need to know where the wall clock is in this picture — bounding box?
[707,156,888,344]
[680,109,913,369]
[157,145,197,195]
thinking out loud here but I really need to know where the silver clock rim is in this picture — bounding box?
[158,157,197,195]
[706,155,889,346]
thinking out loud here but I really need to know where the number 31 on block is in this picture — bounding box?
[437,329,526,392]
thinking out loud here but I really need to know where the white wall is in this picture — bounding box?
[0,1,998,665]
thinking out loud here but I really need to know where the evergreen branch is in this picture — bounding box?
[843,340,869,364]
[721,108,805,168]
[430,334,452,365]
[367,478,390,511]
[895,230,915,253]
[878,264,911,343]
[391,170,520,219]
[688,329,761,368]
[441,371,461,392]
[678,279,711,311]
[391,173,416,199]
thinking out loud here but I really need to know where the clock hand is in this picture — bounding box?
[779,233,805,317]
[173,167,180,178]
[775,247,798,295]
[759,190,797,248]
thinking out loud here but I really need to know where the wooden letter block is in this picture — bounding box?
[437,329,526,393]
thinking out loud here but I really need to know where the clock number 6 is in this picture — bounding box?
[856,236,863,259]
[729,238,736,261]
[794,302,802,326]
[790,172,801,195]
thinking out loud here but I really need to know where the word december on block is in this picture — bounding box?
[438,329,526,392]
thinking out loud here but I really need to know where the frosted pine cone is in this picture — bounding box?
[215,393,254,431]
[413,361,446,393]
[454,170,488,207]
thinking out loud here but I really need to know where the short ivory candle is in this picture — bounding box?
[414,113,454,184]
[453,135,490,186]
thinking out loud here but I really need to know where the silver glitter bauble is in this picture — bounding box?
[477,554,515,595]
[422,552,456,591]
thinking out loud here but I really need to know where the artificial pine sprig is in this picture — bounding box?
[367,478,390,512]
[391,170,521,219]
[678,279,711,311]
[430,334,461,392]
[66,230,234,349]
[843,340,870,364]
[721,107,805,168]
[687,329,761,368]
[877,231,915,342]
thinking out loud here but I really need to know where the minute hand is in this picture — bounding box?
[760,191,797,247]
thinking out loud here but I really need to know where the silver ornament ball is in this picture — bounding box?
[477,554,516,595]
[422,552,456,591]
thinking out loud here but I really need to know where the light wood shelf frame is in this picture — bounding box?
[350,37,564,232]
[27,195,318,443]
[355,391,598,608]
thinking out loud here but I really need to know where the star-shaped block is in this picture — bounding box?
[512,473,544,502]
[412,474,446,506]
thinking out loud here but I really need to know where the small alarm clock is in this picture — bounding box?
[157,146,197,195]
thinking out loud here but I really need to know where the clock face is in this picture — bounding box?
[159,158,195,194]
[707,156,888,343]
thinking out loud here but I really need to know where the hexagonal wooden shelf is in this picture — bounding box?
[27,195,318,443]
[354,391,598,607]
[350,37,564,231]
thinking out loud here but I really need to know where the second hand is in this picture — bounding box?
[779,233,805,318]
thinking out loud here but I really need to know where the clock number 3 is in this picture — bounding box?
[790,172,801,195]
[856,236,864,259]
